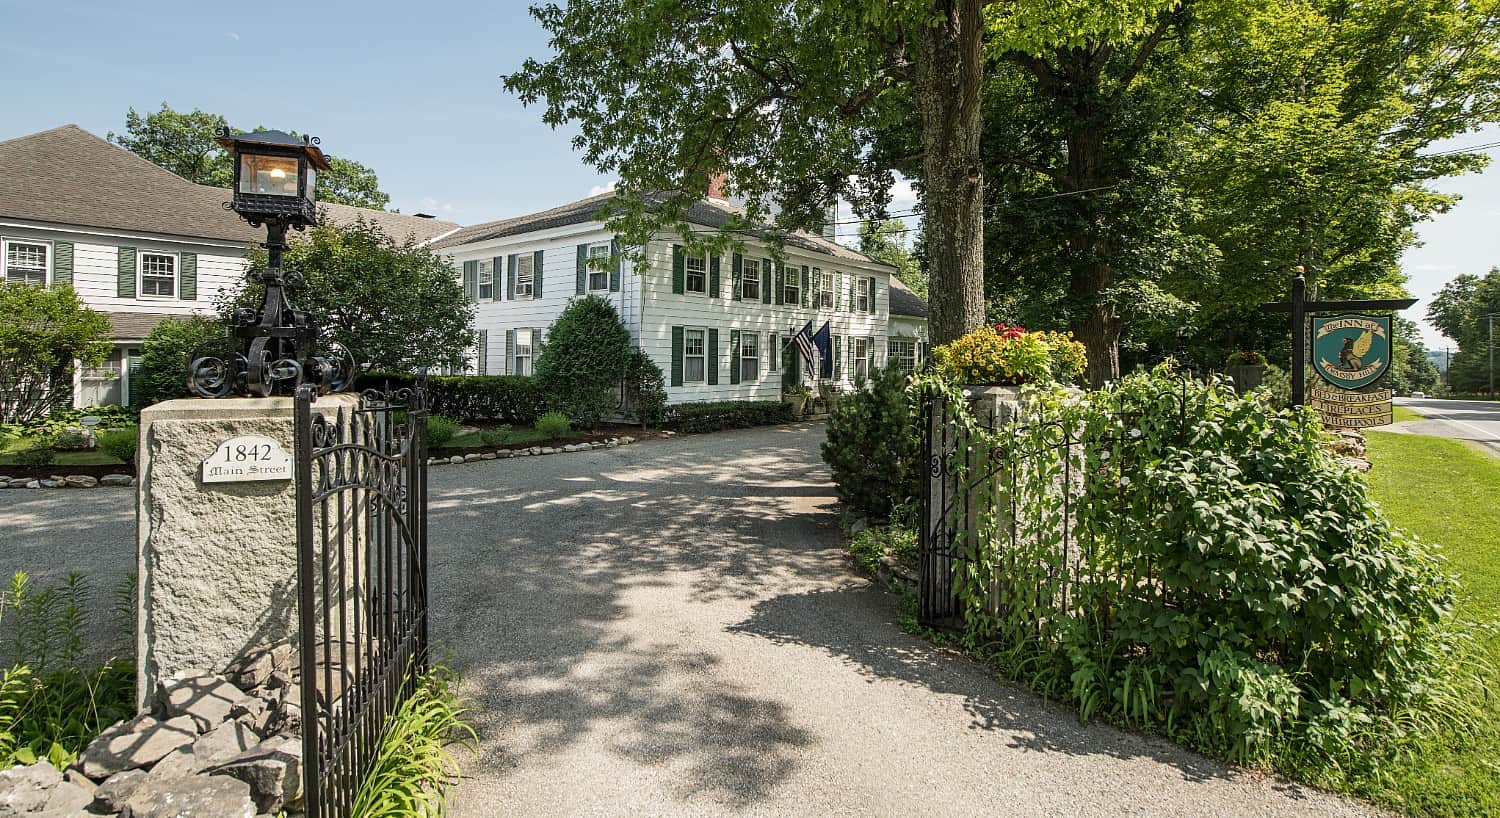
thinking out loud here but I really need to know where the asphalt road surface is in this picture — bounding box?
[1392,397,1500,456]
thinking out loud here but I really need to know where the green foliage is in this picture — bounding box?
[821,364,920,519]
[535,296,631,429]
[96,428,139,466]
[860,220,926,299]
[478,426,512,448]
[232,219,475,373]
[0,572,136,769]
[929,364,1474,778]
[665,400,794,434]
[12,448,55,467]
[847,520,919,576]
[357,373,542,424]
[135,315,225,409]
[17,406,138,436]
[1225,351,1266,367]
[623,350,668,427]
[426,416,460,450]
[1429,269,1500,394]
[351,664,474,818]
[110,102,392,208]
[0,283,110,425]
[536,411,572,440]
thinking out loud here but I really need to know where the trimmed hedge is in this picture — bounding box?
[665,400,794,433]
[356,372,543,423]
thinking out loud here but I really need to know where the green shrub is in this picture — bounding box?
[821,364,919,519]
[357,373,542,424]
[536,411,571,440]
[847,524,919,575]
[665,400,794,433]
[0,281,111,425]
[478,425,512,447]
[426,415,460,449]
[623,350,668,427]
[535,296,632,429]
[932,364,1473,775]
[351,664,474,818]
[0,572,136,769]
[14,448,55,467]
[97,427,139,465]
[19,406,138,436]
[135,316,226,408]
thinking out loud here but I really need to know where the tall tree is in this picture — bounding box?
[1428,268,1500,393]
[110,103,393,209]
[859,218,927,298]
[504,0,1174,345]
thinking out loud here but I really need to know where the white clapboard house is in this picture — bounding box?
[0,125,459,407]
[432,191,928,404]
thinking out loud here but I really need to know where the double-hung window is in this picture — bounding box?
[817,268,834,309]
[739,332,759,382]
[741,258,761,300]
[685,253,707,294]
[588,242,610,291]
[514,328,534,375]
[683,329,706,382]
[478,259,494,301]
[140,252,177,298]
[516,254,535,298]
[3,241,49,286]
[856,277,871,313]
[784,266,801,305]
[853,337,870,381]
[889,338,916,373]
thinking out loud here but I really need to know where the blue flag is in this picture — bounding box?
[812,321,833,378]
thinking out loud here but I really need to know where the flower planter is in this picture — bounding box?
[783,394,808,417]
[960,384,1029,427]
[1226,364,1265,394]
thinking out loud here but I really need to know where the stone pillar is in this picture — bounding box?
[136,394,361,709]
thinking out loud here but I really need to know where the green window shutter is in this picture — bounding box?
[180,252,197,300]
[672,244,685,294]
[834,271,842,311]
[811,268,820,308]
[463,260,478,302]
[773,261,783,306]
[576,243,588,295]
[729,330,741,384]
[849,275,856,313]
[507,255,517,299]
[708,255,721,298]
[533,250,544,296]
[492,257,504,300]
[869,277,878,313]
[117,247,136,299]
[671,326,684,387]
[761,259,772,304]
[707,329,719,385]
[833,336,841,380]
[52,241,73,287]
[731,253,742,301]
[609,238,621,292]
[801,265,810,308]
[505,329,515,374]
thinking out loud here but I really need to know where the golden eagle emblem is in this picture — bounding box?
[1339,330,1373,371]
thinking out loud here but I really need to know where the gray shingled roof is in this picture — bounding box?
[106,312,179,341]
[888,276,929,318]
[432,190,892,267]
[0,125,459,245]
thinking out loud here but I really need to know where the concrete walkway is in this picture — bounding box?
[432,423,1379,817]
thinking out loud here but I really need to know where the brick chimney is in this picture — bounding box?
[706,171,730,201]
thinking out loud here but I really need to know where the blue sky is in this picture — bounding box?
[3,0,1494,348]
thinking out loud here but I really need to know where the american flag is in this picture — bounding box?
[792,321,817,371]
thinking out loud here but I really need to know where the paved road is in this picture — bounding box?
[1,425,1381,816]
[1392,397,1500,456]
[434,424,1379,817]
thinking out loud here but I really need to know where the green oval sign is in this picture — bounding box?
[1312,313,1391,390]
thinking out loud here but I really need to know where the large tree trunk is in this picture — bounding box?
[917,0,986,345]
[1060,69,1121,387]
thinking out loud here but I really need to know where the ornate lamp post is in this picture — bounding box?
[189,129,355,398]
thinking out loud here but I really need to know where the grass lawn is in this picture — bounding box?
[1365,431,1500,817]
[445,427,552,449]
[1390,405,1425,423]
[0,431,126,466]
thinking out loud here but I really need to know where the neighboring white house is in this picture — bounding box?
[0,125,459,407]
[431,192,929,405]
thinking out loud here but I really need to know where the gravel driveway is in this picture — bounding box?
[2,423,1381,816]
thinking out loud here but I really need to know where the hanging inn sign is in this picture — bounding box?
[1262,276,1415,429]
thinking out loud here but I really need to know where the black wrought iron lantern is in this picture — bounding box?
[220,129,329,227]
[188,129,353,399]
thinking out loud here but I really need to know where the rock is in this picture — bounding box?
[620,435,636,444]
[494,449,513,458]
[606,441,619,448]
[37,479,63,489]
[99,473,134,487]
[225,650,276,692]
[92,769,148,813]
[62,767,95,794]
[448,456,463,465]
[126,774,256,818]
[541,447,559,455]
[563,443,587,453]
[193,721,257,767]
[23,480,39,489]
[265,670,294,691]
[145,746,199,782]
[463,453,482,462]
[62,475,98,488]
[229,696,272,736]
[0,760,61,815]
[77,715,197,780]
[209,735,301,814]
[848,515,869,535]
[481,453,496,460]
[160,675,250,733]
[39,778,92,813]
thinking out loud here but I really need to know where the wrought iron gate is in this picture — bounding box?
[293,375,429,818]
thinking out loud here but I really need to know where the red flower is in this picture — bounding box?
[993,323,1026,340]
